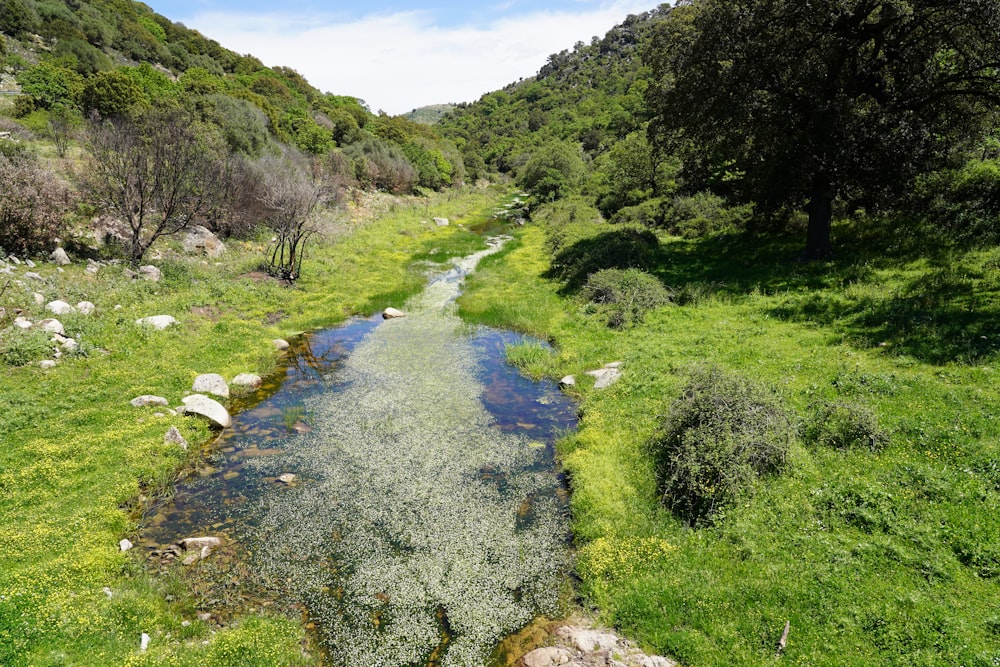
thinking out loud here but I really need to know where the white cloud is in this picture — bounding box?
[183,1,654,114]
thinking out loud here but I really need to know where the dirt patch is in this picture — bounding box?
[190,306,221,321]
[264,310,286,325]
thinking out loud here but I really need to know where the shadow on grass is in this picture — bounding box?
[546,216,1000,365]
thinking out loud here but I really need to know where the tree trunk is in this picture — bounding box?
[803,177,834,260]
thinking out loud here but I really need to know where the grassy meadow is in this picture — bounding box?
[0,188,502,666]
[457,201,1000,667]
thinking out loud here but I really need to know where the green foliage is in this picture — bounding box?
[911,160,1000,245]
[200,93,269,157]
[547,225,660,292]
[15,61,84,111]
[0,327,54,366]
[582,268,672,328]
[662,191,752,238]
[649,365,794,526]
[647,0,1000,257]
[518,140,585,202]
[52,37,112,76]
[344,137,417,194]
[0,0,38,35]
[804,400,889,453]
[81,69,146,116]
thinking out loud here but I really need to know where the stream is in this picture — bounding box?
[142,238,578,666]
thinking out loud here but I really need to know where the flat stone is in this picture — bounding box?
[58,337,78,352]
[181,394,231,428]
[383,307,407,319]
[138,265,161,282]
[522,646,574,667]
[273,339,290,351]
[640,657,678,667]
[585,366,622,390]
[277,473,297,485]
[556,627,621,653]
[182,554,200,566]
[36,318,65,335]
[46,300,76,315]
[13,317,32,330]
[192,373,230,399]
[232,373,263,389]
[434,217,450,227]
[23,272,43,281]
[39,360,57,369]
[559,375,576,388]
[77,301,96,315]
[179,536,223,551]
[131,395,169,408]
[50,248,71,266]
[136,315,177,330]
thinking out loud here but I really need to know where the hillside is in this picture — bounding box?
[404,103,457,125]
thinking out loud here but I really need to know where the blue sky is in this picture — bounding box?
[142,0,658,114]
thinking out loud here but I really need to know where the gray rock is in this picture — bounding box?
[77,301,96,315]
[24,259,35,268]
[383,307,407,319]
[277,473,297,485]
[119,538,134,552]
[46,300,76,315]
[164,426,189,450]
[23,272,43,281]
[122,268,137,280]
[32,292,44,305]
[57,336,78,352]
[138,265,161,282]
[86,265,100,276]
[559,375,577,389]
[179,536,223,551]
[556,627,621,653]
[273,338,290,351]
[8,256,20,265]
[37,319,65,335]
[640,657,678,667]
[192,373,230,399]
[522,646,574,667]
[232,373,263,389]
[181,225,227,258]
[135,315,177,330]
[39,360,57,369]
[13,317,32,330]
[585,364,623,390]
[180,394,231,428]
[50,248,71,266]
[434,217,450,227]
[131,395,169,408]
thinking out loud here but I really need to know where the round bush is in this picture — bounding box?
[649,365,794,526]
[582,268,672,328]
[803,401,889,452]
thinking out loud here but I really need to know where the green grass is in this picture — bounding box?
[457,205,1000,666]
[0,187,503,666]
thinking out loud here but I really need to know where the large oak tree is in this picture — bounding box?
[647,0,1000,258]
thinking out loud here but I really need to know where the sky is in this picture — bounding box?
[142,0,659,115]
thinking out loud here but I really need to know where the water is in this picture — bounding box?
[142,240,577,666]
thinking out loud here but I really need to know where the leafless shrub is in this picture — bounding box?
[0,151,71,255]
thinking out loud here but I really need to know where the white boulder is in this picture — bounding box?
[50,248,71,266]
[77,301,96,315]
[181,394,231,428]
[138,265,161,282]
[37,319,65,335]
[136,315,177,330]
[46,300,76,316]
[273,339,290,351]
[192,373,230,399]
[181,225,227,258]
[383,307,407,319]
[232,373,263,389]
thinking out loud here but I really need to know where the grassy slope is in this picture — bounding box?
[457,216,1000,667]
[0,188,501,666]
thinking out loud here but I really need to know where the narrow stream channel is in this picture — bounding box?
[142,238,578,666]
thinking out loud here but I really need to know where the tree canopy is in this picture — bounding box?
[647,0,1000,258]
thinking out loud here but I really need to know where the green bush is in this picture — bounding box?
[649,365,794,526]
[610,198,666,228]
[546,225,660,291]
[663,191,752,238]
[803,400,889,452]
[0,327,54,366]
[582,268,672,328]
[911,160,1000,244]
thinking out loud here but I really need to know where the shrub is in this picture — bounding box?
[1,327,53,366]
[610,198,666,228]
[911,160,1000,244]
[582,268,672,328]
[344,138,417,194]
[546,226,660,292]
[0,151,70,255]
[649,365,794,526]
[663,191,752,238]
[803,400,889,452]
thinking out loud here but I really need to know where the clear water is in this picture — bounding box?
[141,241,577,666]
